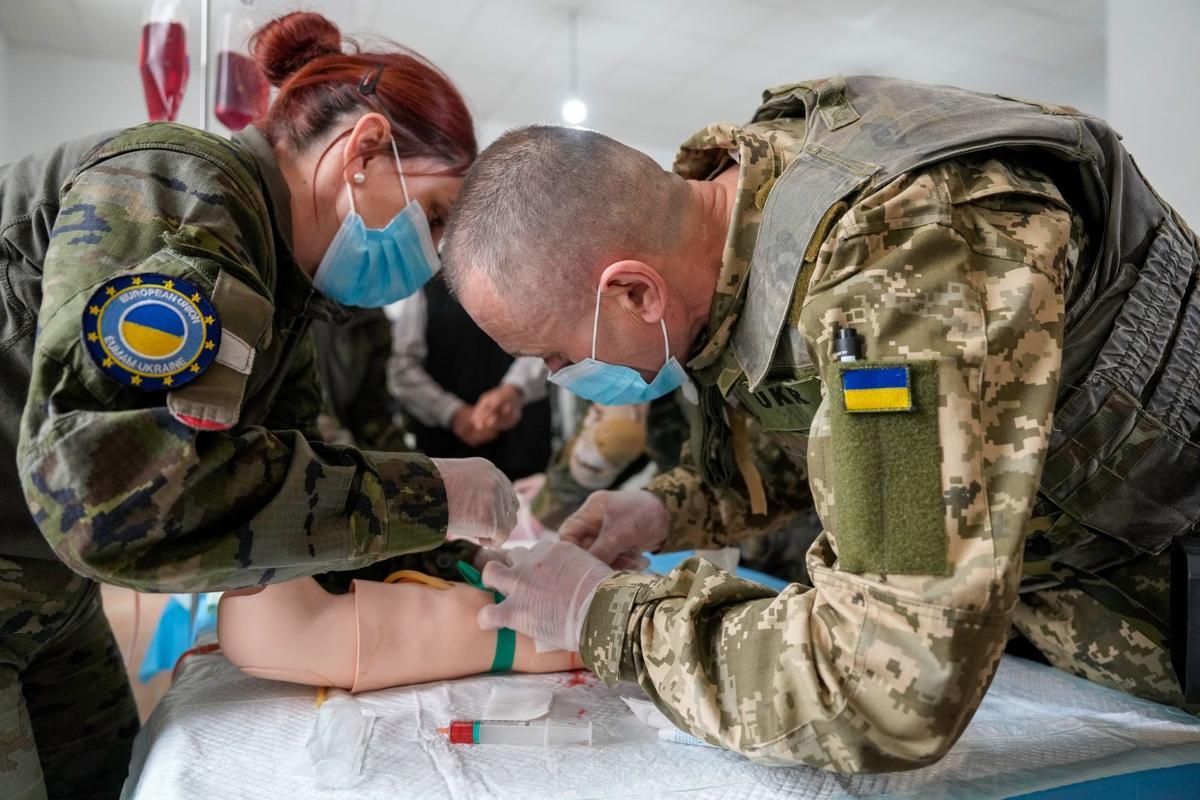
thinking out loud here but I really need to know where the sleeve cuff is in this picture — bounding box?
[643,480,708,553]
[579,572,658,685]
[374,451,449,556]
[438,397,466,428]
[500,374,527,396]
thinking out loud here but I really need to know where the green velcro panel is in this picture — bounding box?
[732,375,822,432]
[457,560,515,672]
[828,360,948,576]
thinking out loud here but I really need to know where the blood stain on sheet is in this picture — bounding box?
[577,708,586,717]
[563,671,592,687]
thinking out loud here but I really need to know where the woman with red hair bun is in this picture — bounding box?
[249,11,477,300]
[0,12,515,799]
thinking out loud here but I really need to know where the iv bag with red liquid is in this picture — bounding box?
[139,0,189,122]
[214,8,269,131]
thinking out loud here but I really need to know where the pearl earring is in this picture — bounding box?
[353,172,366,185]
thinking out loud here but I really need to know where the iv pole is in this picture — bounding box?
[200,0,210,131]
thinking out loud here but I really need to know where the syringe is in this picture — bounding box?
[438,719,593,746]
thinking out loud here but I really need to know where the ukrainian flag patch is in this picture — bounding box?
[841,365,912,412]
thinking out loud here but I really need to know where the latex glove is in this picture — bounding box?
[558,490,668,568]
[471,545,511,571]
[432,457,518,546]
[477,540,614,652]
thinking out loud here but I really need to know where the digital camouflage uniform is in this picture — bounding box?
[1,124,451,799]
[580,76,1200,771]
[529,392,821,581]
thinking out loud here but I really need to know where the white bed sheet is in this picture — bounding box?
[121,652,1200,800]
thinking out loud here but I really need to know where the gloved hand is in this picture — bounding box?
[471,545,510,571]
[431,457,519,547]
[558,490,669,569]
[477,540,614,652]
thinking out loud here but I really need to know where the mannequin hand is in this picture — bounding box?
[558,490,668,567]
[432,457,518,546]
[477,541,613,652]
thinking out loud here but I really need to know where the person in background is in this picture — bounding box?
[389,273,551,480]
[0,12,517,799]
[308,306,494,596]
[310,307,409,451]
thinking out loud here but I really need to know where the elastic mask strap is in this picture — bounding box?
[345,138,408,219]
[390,137,411,205]
[345,174,358,216]
[590,284,603,359]
[593,284,673,368]
[659,319,671,367]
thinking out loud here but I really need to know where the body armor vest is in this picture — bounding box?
[740,75,1200,577]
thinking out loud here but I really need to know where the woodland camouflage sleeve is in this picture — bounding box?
[581,156,1075,771]
[17,147,447,593]
[262,331,325,441]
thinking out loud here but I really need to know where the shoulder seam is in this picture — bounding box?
[72,140,263,211]
[830,217,1068,281]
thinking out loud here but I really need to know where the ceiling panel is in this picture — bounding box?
[661,0,779,42]
[574,16,645,84]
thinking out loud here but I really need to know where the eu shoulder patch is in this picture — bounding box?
[841,364,911,412]
[81,273,222,392]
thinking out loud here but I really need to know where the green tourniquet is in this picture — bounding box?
[457,561,516,672]
[827,360,948,575]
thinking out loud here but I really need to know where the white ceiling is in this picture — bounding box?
[0,0,1107,162]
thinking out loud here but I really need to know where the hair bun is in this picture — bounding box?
[252,12,342,87]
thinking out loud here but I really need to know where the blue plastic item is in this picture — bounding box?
[138,593,219,682]
[1012,763,1200,799]
[646,550,790,591]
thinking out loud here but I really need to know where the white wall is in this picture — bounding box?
[1108,0,1200,226]
[1,43,206,164]
[476,118,677,168]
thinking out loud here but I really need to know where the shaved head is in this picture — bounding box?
[442,124,734,382]
[442,125,689,317]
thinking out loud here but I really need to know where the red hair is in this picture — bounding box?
[251,12,476,175]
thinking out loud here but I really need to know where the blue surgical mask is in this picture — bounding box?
[549,285,696,405]
[312,139,440,307]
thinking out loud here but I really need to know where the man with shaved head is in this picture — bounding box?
[443,77,1200,771]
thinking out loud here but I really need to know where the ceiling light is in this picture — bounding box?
[562,98,587,125]
[561,10,588,127]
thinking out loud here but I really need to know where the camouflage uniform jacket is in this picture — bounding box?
[5,123,447,590]
[311,307,409,451]
[576,77,1180,771]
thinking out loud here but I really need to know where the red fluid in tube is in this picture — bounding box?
[214,51,269,131]
[447,720,476,744]
[139,22,189,122]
